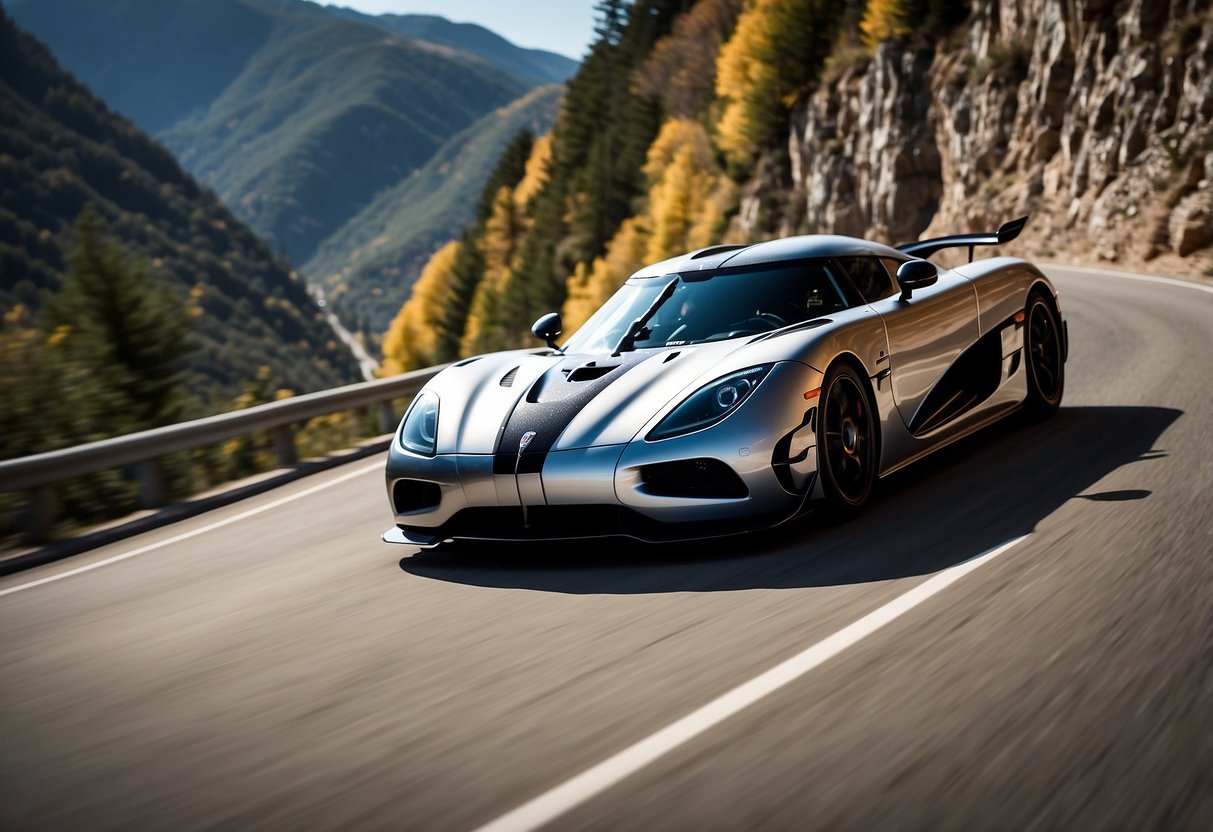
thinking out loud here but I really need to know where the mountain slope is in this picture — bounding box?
[0,9,358,398]
[159,14,527,264]
[325,6,578,85]
[8,0,553,267]
[5,0,274,134]
[305,84,563,336]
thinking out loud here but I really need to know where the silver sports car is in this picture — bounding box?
[383,217,1066,547]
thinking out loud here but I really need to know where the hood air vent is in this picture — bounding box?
[499,366,519,387]
[565,362,617,382]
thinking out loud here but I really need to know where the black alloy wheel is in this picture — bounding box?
[1024,292,1064,418]
[817,362,877,519]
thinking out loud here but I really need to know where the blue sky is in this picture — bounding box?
[335,1,599,60]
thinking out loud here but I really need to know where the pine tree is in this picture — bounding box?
[46,206,191,432]
[475,130,534,226]
[437,231,487,361]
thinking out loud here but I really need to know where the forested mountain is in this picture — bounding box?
[4,0,275,135]
[8,0,576,300]
[306,84,564,337]
[383,0,1213,372]
[158,16,527,265]
[0,9,358,406]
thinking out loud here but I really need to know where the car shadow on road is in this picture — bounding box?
[399,406,1180,594]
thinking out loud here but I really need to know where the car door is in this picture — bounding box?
[837,256,980,432]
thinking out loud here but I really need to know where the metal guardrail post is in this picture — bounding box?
[378,401,397,435]
[274,425,297,467]
[136,459,167,508]
[26,485,57,543]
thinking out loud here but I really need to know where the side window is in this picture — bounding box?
[821,263,860,308]
[837,257,898,303]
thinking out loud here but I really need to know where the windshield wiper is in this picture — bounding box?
[612,277,679,356]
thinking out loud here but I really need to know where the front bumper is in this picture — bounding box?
[383,362,823,547]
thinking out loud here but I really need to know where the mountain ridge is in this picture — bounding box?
[0,8,359,401]
[8,0,578,277]
[306,83,564,337]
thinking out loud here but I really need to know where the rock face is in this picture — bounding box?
[748,0,1213,273]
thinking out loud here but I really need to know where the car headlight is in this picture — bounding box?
[647,364,773,441]
[398,390,440,456]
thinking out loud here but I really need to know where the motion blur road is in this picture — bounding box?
[2,266,1211,831]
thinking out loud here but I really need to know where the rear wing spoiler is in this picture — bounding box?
[896,216,1028,262]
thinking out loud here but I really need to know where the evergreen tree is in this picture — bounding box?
[475,130,535,226]
[46,206,191,432]
[593,0,628,46]
[436,231,487,361]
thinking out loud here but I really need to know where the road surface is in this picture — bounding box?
[1,266,1211,830]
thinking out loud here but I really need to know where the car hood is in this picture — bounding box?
[423,329,826,456]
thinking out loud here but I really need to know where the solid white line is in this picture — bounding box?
[1046,263,1213,296]
[0,460,384,598]
[472,535,1030,832]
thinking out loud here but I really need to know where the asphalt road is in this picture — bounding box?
[1,266,1211,831]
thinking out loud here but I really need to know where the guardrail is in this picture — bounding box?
[0,364,445,540]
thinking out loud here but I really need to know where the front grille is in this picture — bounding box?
[411,505,628,539]
[399,503,786,544]
[392,479,441,514]
[639,458,748,499]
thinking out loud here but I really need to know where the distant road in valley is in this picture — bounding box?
[2,266,1210,830]
[314,286,380,381]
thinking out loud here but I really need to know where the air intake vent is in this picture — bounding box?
[499,366,519,387]
[567,363,616,382]
[640,458,748,499]
[392,479,441,514]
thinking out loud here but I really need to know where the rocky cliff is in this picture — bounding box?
[745,0,1213,275]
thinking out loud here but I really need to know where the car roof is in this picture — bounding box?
[629,235,910,279]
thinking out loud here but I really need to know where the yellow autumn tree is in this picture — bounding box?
[380,241,460,375]
[562,217,651,334]
[716,0,837,165]
[460,185,525,355]
[716,3,780,165]
[859,0,911,47]
[644,120,721,262]
[513,132,553,209]
[561,119,735,335]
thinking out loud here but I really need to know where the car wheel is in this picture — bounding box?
[1023,291,1064,418]
[817,361,877,519]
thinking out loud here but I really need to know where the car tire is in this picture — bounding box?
[816,361,877,520]
[1023,291,1064,419]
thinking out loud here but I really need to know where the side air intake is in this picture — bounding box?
[392,479,441,514]
[639,458,748,499]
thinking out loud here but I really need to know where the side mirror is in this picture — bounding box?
[531,312,562,350]
[896,259,938,300]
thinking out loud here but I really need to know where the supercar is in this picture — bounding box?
[383,217,1066,547]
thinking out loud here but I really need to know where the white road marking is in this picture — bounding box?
[1047,264,1213,296]
[0,460,384,598]
[472,535,1030,832]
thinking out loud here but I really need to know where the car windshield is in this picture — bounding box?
[561,260,851,354]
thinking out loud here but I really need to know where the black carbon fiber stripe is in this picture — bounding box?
[492,353,649,476]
